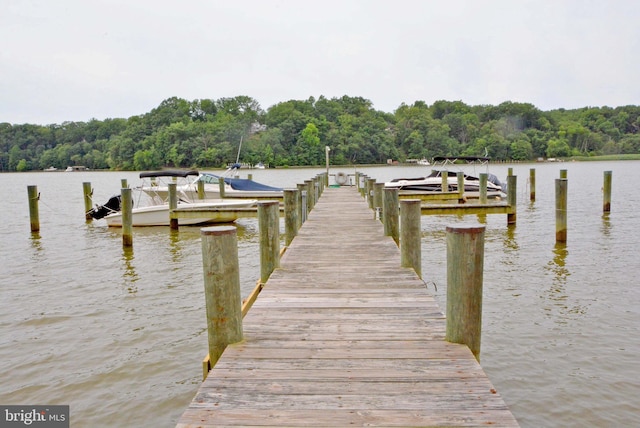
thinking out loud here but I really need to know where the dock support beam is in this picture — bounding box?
[400,199,422,278]
[83,182,93,221]
[168,183,178,230]
[529,168,536,201]
[507,175,517,225]
[201,226,243,369]
[446,224,485,361]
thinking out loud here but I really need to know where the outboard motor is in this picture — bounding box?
[86,195,122,220]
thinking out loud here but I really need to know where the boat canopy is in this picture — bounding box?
[432,156,491,164]
[198,173,282,191]
[139,170,199,179]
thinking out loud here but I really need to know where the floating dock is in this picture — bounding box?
[176,186,519,427]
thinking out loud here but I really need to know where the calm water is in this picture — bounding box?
[1,162,638,427]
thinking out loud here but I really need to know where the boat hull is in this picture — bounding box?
[104,201,256,227]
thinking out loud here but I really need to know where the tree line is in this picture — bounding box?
[2,95,640,172]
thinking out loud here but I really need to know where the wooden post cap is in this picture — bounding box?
[446,224,486,235]
[201,225,237,236]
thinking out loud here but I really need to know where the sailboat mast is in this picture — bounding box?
[235,136,243,164]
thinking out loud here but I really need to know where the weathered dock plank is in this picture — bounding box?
[177,186,519,427]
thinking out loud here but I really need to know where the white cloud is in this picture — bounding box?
[1,0,639,124]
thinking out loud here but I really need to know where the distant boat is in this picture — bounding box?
[255,162,266,169]
[43,166,58,172]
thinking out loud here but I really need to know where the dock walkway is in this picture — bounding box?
[177,186,519,427]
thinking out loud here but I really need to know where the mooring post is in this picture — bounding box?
[27,185,40,232]
[445,223,485,361]
[296,183,306,226]
[197,180,205,200]
[556,178,568,242]
[507,175,517,225]
[603,171,612,213]
[373,182,384,220]
[479,173,488,204]
[200,226,243,368]
[121,179,128,189]
[83,182,93,221]
[441,171,448,192]
[400,199,422,278]
[560,169,567,179]
[218,176,226,198]
[168,183,178,230]
[366,178,376,209]
[529,168,536,201]
[457,172,465,200]
[258,201,280,283]
[284,189,299,246]
[304,180,314,213]
[121,187,133,247]
[383,187,400,245]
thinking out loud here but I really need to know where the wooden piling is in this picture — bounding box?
[383,187,400,245]
[83,182,93,220]
[200,226,243,368]
[168,183,178,230]
[556,178,568,242]
[457,172,465,200]
[373,182,384,220]
[479,173,488,204]
[121,179,128,189]
[445,224,485,361]
[441,171,448,192]
[529,168,536,201]
[366,178,375,209]
[297,183,306,225]
[27,185,40,232]
[284,189,299,246]
[603,171,612,212]
[197,180,205,200]
[218,176,226,198]
[400,199,422,278]
[258,201,280,283]
[507,175,517,225]
[560,169,567,179]
[304,180,314,213]
[121,187,133,247]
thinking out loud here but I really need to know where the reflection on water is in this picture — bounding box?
[601,212,612,236]
[121,246,138,294]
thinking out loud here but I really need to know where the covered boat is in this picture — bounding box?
[385,156,507,198]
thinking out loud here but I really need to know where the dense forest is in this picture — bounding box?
[2,95,640,172]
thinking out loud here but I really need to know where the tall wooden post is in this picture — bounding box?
[168,183,178,230]
[507,175,517,225]
[27,185,40,232]
[445,224,485,361]
[304,180,314,213]
[201,226,243,368]
[400,199,422,278]
[441,171,448,192]
[297,183,306,226]
[556,178,568,242]
[284,189,299,246]
[83,182,93,220]
[383,187,400,245]
[197,180,205,200]
[373,182,384,220]
[218,176,226,198]
[457,172,465,200]
[366,178,375,209]
[479,173,487,204]
[560,169,567,179]
[603,171,612,212]
[258,201,280,283]
[121,179,128,189]
[325,146,330,187]
[121,187,133,247]
[529,168,536,201]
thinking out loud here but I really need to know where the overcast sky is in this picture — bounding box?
[2,0,639,125]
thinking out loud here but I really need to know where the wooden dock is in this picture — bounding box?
[177,186,519,427]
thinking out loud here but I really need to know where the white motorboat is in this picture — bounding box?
[90,198,257,227]
[86,170,259,226]
[140,165,283,200]
[385,156,507,198]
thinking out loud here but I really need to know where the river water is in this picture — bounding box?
[0,162,638,427]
